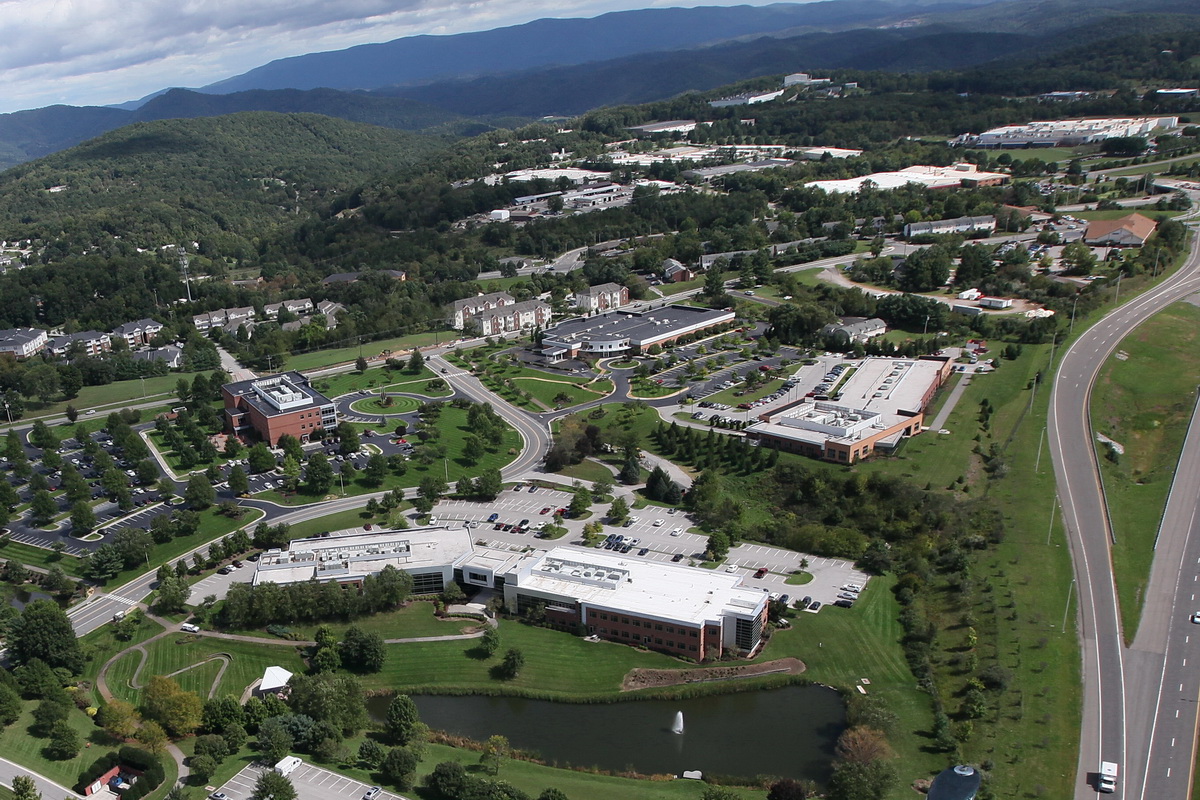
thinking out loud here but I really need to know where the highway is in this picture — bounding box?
[1049,189,1200,800]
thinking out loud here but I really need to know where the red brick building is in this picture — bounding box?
[222,372,337,446]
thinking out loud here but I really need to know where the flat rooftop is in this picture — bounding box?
[515,546,767,625]
[253,525,474,586]
[543,305,734,346]
[224,371,333,417]
[836,357,944,416]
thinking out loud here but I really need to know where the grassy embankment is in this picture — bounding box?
[1091,301,1200,640]
[285,332,445,373]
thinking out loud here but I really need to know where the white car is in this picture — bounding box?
[1191,612,1200,624]
[670,528,682,536]
[653,519,665,527]
[180,623,200,633]
[725,565,738,573]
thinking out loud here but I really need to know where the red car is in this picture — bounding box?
[754,567,769,579]
[540,507,552,515]
[556,507,568,516]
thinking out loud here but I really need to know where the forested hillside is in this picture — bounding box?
[0,113,445,263]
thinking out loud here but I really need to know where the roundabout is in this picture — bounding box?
[348,394,422,415]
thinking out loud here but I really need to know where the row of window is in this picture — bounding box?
[595,628,699,651]
[592,612,698,637]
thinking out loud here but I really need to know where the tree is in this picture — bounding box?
[251,770,298,800]
[498,648,525,680]
[305,452,334,494]
[8,600,84,672]
[705,531,731,562]
[835,726,894,765]
[358,738,386,767]
[137,720,169,756]
[281,455,301,493]
[479,734,510,776]
[472,468,502,500]
[256,717,294,764]
[607,496,629,523]
[385,694,421,745]
[381,746,419,789]
[154,574,192,614]
[618,453,641,484]
[567,484,591,518]
[364,453,388,487]
[144,675,202,737]
[29,490,56,525]
[338,422,361,454]
[247,442,275,474]
[355,355,369,373]
[228,465,249,496]
[826,759,897,800]
[10,775,40,800]
[480,626,501,658]
[98,697,142,740]
[591,475,614,499]
[767,779,808,800]
[70,501,96,534]
[461,435,485,466]
[190,754,219,781]
[700,789,742,800]
[0,682,21,728]
[184,472,216,509]
[418,475,446,507]
[407,349,425,373]
[340,627,386,673]
[194,733,230,763]
[46,719,80,759]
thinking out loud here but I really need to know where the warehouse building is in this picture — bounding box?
[539,304,735,362]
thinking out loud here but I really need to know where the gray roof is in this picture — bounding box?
[453,291,514,312]
[0,328,46,347]
[581,282,624,296]
[111,318,163,336]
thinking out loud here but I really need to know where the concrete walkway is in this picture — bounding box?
[0,754,82,798]
[928,371,971,431]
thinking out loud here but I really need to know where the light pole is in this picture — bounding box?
[139,376,146,399]
[1069,293,1081,336]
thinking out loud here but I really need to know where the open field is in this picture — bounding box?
[1092,301,1200,639]
[106,635,307,707]
[1074,208,1186,221]
[0,538,82,573]
[103,507,264,587]
[0,373,203,429]
[287,331,445,373]
[310,365,439,399]
[286,507,378,539]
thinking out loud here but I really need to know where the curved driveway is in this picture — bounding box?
[1049,200,1200,799]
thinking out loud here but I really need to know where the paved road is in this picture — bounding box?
[1130,395,1200,799]
[1048,200,1200,799]
[0,755,81,798]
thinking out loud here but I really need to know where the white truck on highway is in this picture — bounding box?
[1098,761,1119,793]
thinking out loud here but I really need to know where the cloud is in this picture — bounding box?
[0,0,776,113]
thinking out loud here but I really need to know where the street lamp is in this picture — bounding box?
[1069,293,1081,336]
[139,376,146,399]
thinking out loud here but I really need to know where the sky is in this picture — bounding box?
[0,0,794,114]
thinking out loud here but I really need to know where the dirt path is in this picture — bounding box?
[621,658,806,692]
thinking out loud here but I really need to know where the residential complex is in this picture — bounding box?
[573,282,630,312]
[47,330,111,357]
[903,215,997,238]
[222,372,337,445]
[747,357,952,462]
[539,304,735,362]
[0,328,48,359]
[252,528,769,660]
[110,318,164,348]
[953,116,1178,148]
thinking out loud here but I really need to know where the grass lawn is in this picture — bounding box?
[8,373,204,424]
[0,538,82,574]
[79,614,167,691]
[0,703,121,788]
[361,618,687,697]
[1091,301,1200,639]
[105,635,307,707]
[656,277,706,295]
[225,601,479,641]
[349,395,424,415]
[287,332,445,373]
[256,405,520,506]
[147,428,232,473]
[286,507,379,539]
[311,365,439,400]
[557,458,616,484]
[1101,155,1200,178]
[629,378,679,399]
[701,377,785,407]
[1007,146,1093,162]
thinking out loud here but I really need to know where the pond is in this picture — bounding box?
[369,684,844,782]
[9,589,53,611]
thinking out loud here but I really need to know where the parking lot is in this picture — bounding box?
[433,488,868,613]
[190,560,255,601]
[213,762,406,800]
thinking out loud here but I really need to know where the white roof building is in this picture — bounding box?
[260,666,293,693]
[806,163,1008,194]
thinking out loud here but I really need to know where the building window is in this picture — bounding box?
[655,624,663,631]
[665,626,674,634]
[690,630,698,638]
[655,637,663,645]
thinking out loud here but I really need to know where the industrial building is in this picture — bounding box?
[746,357,952,463]
[709,89,786,108]
[953,116,1178,148]
[627,120,699,135]
[681,158,796,182]
[807,163,1008,195]
[251,529,769,660]
[1083,212,1158,247]
[539,304,735,362]
[222,372,338,446]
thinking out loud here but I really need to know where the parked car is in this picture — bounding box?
[487,512,499,522]
[754,567,769,579]
[180,623,200,633]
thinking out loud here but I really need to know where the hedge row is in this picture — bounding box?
[74,746,164,799]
